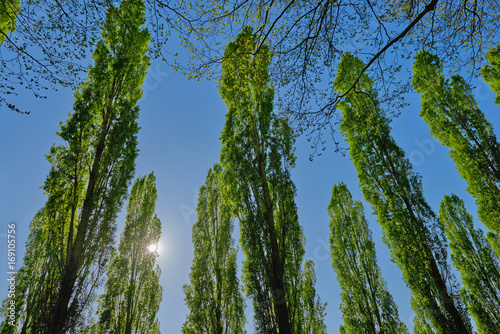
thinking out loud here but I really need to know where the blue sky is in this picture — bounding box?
[1,40,500,333]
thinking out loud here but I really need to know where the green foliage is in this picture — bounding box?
[0,1,150,332]
[482,45,500,104]
[182,165,246,334]
[335,52,471,333]
[0,0,19,44]
[413,49,500,250]
[172,0,500,149]
[219,27,325,333]
[298,261,328,334]
[0,210,59,334]
[0,0,176,113]
[487,231,500,258]
[328,182,408,334]
[95,173,163,334]
[439,194,500,334]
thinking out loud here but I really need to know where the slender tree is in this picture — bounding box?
[296,260,328,334]
[182,164,246,334]
[219,27,325,333]
[96,173,163,334]
[413,50,500,249]
[334,53,471,333]
[439,194,500,334]
[328,182,408,334]
[0,1,150,333]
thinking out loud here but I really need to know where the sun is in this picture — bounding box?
[147,243,159,253]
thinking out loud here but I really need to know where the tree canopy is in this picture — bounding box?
[172,0,500,150]
[5,0,500,149]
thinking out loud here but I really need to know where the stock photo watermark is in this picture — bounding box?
[408,136,441,166]
[5,223,17,326]
[142,62,170,100]
[303,236,331,265]
[473,80,493,102]
[178,188,199,226]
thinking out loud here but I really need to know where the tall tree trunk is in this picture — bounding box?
[49,119,109,334]
[258,151,291,333]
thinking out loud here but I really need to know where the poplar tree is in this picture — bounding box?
[182,164,246,334]
[0,1,150,333]
[219,27,325,333]
[96,173,163,334]
[412,50,500,248]
[298,260,328,334]
[328,182,408,334]
[439,194,500,334]
[334,53,471,333]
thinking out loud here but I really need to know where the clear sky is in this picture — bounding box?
[1,38,499,333]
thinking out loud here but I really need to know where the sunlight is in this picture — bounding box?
[147,243,159,253]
